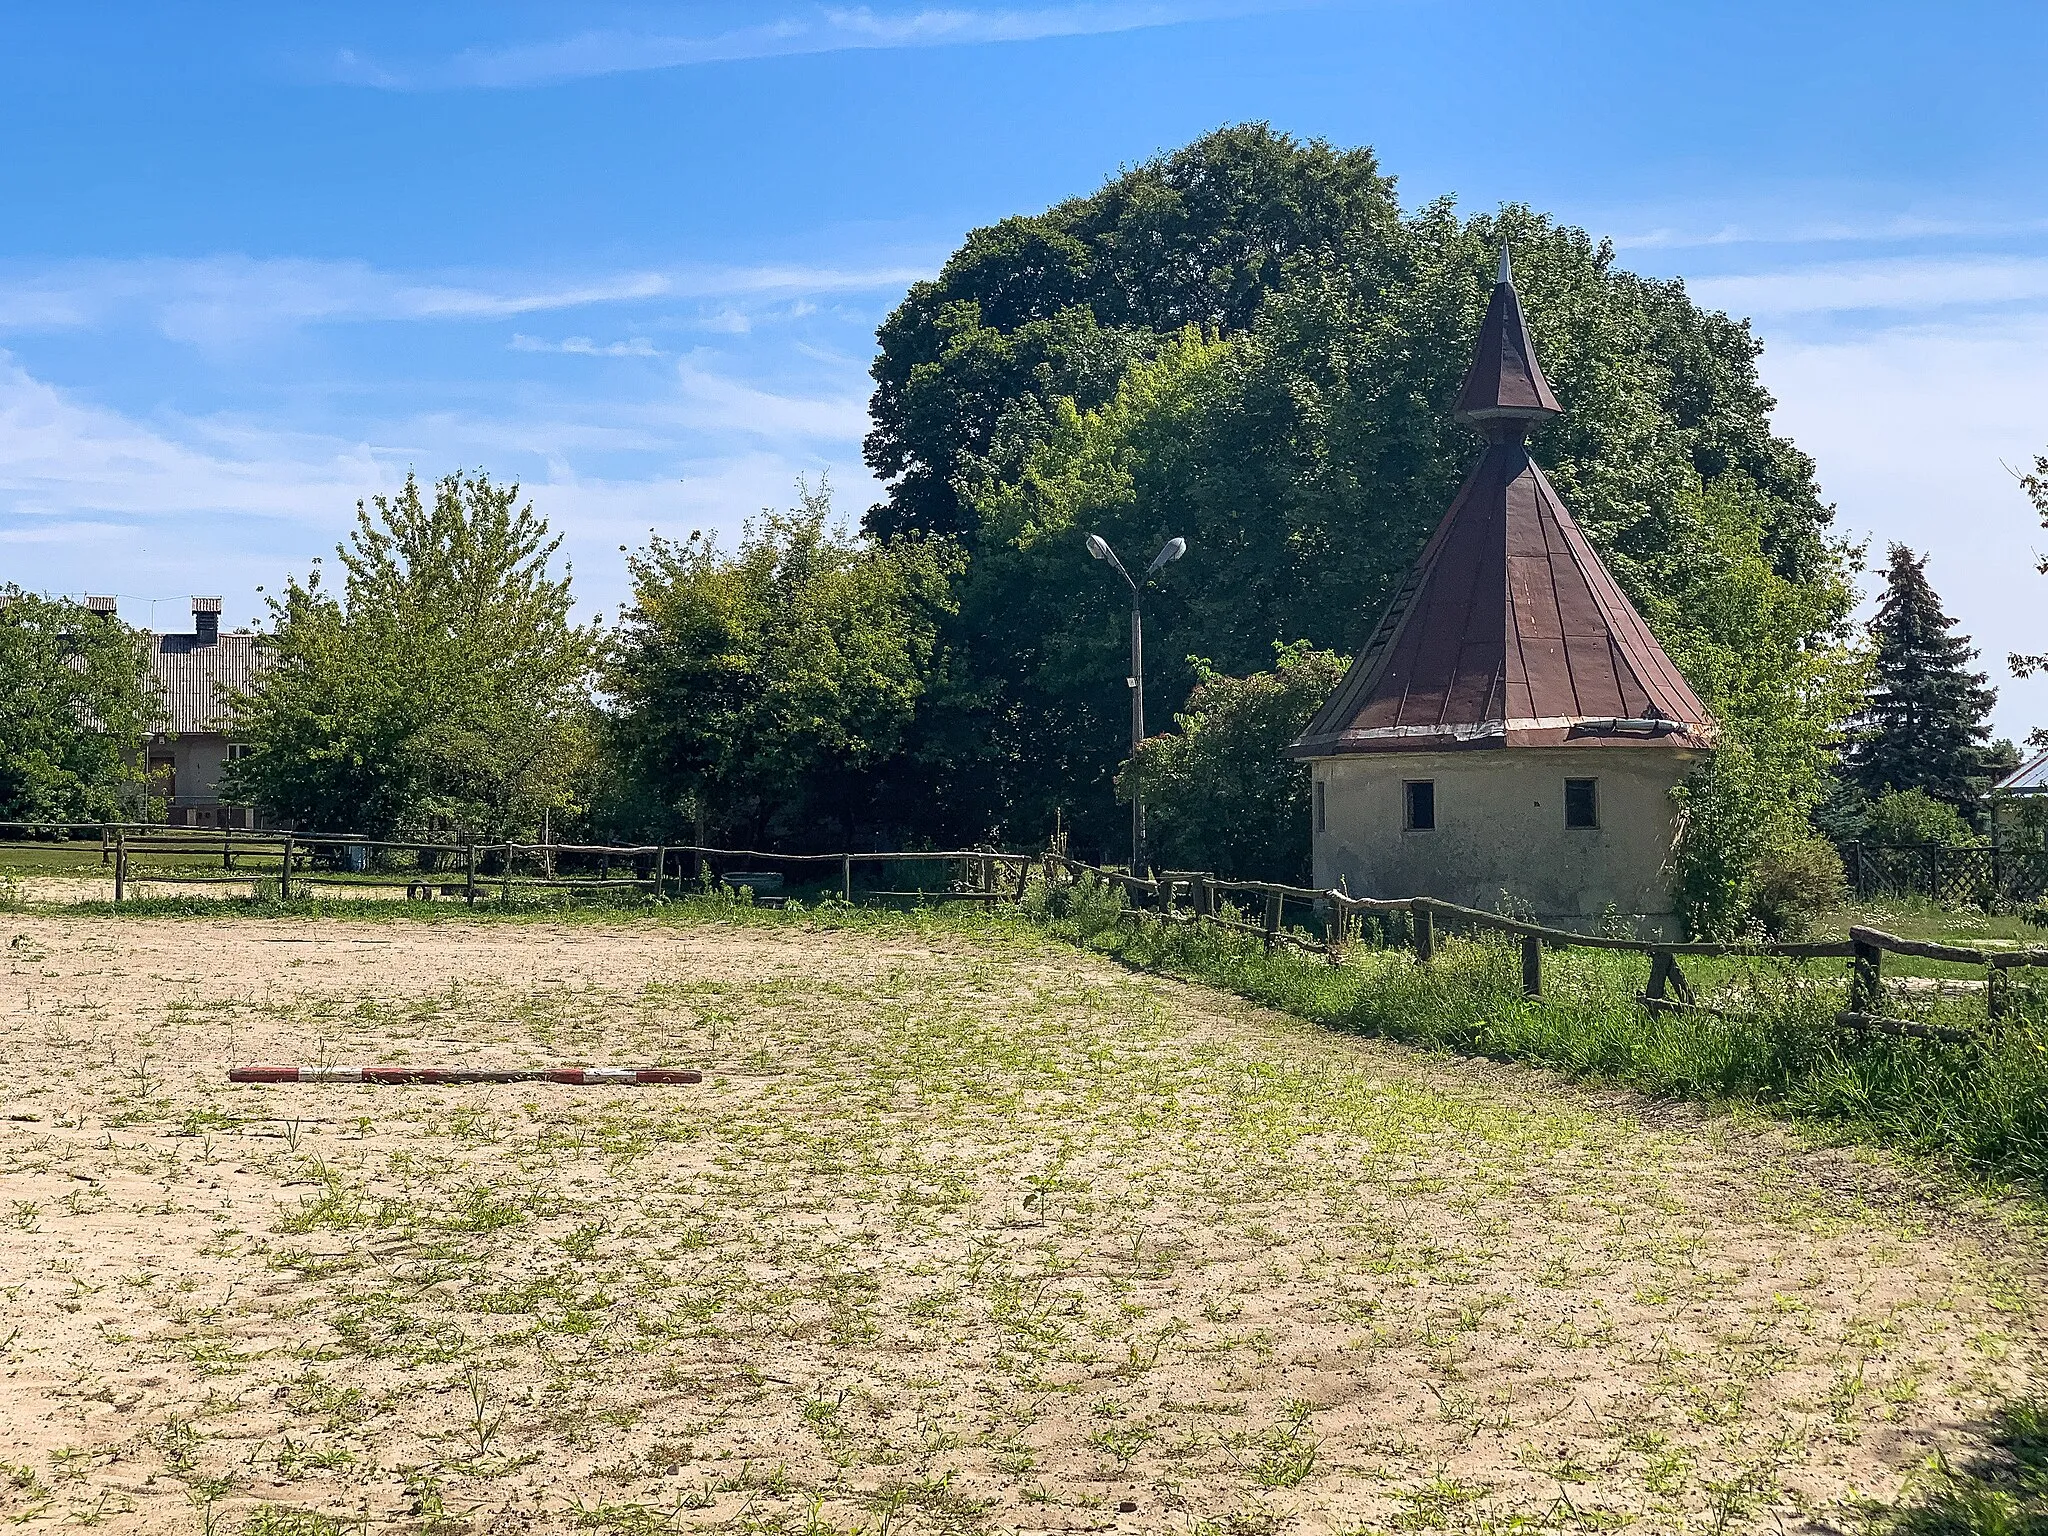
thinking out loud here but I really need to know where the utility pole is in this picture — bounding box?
[1085,533,1187,875]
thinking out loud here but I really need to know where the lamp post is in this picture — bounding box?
[1085,532,1187,875]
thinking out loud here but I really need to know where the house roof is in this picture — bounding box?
[1994,749,2048,795]
[1290,255,1713,759]
[146,630,262,736]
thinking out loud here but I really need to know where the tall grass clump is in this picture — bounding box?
[1026,876,2048,1188]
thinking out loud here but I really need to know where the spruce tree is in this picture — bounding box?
[1850,544,1997,815]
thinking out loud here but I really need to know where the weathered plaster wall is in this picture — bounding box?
[1310,746,1703,934]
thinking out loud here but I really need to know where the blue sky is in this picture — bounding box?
[6,1,2048,734]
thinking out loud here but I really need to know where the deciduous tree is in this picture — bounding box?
[0,589,160,822]
[1119,642,1345,882]
[604,482,959,847]
[224,472,594,838]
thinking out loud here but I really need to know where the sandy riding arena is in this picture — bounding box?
[0,910,2040,1533]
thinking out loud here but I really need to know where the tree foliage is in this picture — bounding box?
[877,137,1844,855]
[1645,477,1865,937]
[604,482,959,847]
[0,589,160,823]
[1849,543,1997,817]
[224,472,594,838]
[1863,788,1974,847]
[865,124,1402,545]
[1120,642,1345,881]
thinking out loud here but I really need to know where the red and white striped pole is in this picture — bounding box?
[229,1066,703,1086]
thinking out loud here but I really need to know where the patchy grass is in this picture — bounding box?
[1026,877,2048,1192]
[0,903,2042,1534]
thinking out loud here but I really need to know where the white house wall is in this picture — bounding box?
[1310,746,1703,934]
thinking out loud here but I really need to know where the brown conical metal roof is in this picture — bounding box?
[1290,256,1711,758]
[1454,246,1562,431]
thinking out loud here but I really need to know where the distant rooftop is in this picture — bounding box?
[141,597,264,735]
[1994,749,2048,795]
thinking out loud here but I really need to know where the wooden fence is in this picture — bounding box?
[8,821,2041,1044]
[67,828,1034,908]
[1043,855,2039,1045]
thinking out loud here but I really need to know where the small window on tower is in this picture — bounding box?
[1404,780,1436,831]
[1314,779,1326,834]
[1565,777,1599,829]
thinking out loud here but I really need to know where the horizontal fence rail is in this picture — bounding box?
[1041,855,2038,1045]
[39,828,1038,908]
[9,827,2043,1046]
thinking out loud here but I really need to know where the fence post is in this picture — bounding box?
[1263,890,1282,950]
[501,845,512,903]
[1014,857,1030,902]
[842,853,853,903]
[1928,844,1941,903]
[114,831,126,903]
[653,845,666,898]
[1989,962,2010,1021]
[464,839,477,905]
[101,823,110,866]
[279,831,293,901]
[1522,934,1543,998]
[223,826,233,871]
[1412,899,1434,962]
[1849,935,1883,1014]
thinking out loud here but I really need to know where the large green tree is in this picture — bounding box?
[224,472,595,838]
[604,482,959,847]
[864,124,1403,545]
[1849,543,1997,817]
[884,168,1844,855]
[0,589,160,822]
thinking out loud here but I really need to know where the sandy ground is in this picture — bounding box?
[0,909,2040,1535]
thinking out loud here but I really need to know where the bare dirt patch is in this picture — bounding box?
[0,909,2039,1534]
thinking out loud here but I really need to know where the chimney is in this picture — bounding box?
[84,595,118,621]
[192,596,222,643]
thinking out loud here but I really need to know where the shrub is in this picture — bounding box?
[1864,787,1974,847]
[1749,836,1847,938]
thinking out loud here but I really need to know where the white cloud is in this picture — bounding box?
[1610,213,2048,254]
[1758,314,2048,740]
[0,355,391,521]
[0,352,881,628]
[510,333,662,357]
[0,255,933,345]
[674,356,872,441]
[1688,256,2048,319]
[341,2,1287,89]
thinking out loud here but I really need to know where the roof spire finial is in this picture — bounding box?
[1453,241,1561,434]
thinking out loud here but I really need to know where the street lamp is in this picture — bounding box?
[1086,532,1187,874]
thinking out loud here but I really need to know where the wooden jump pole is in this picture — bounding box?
[230,1064,703,1086]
